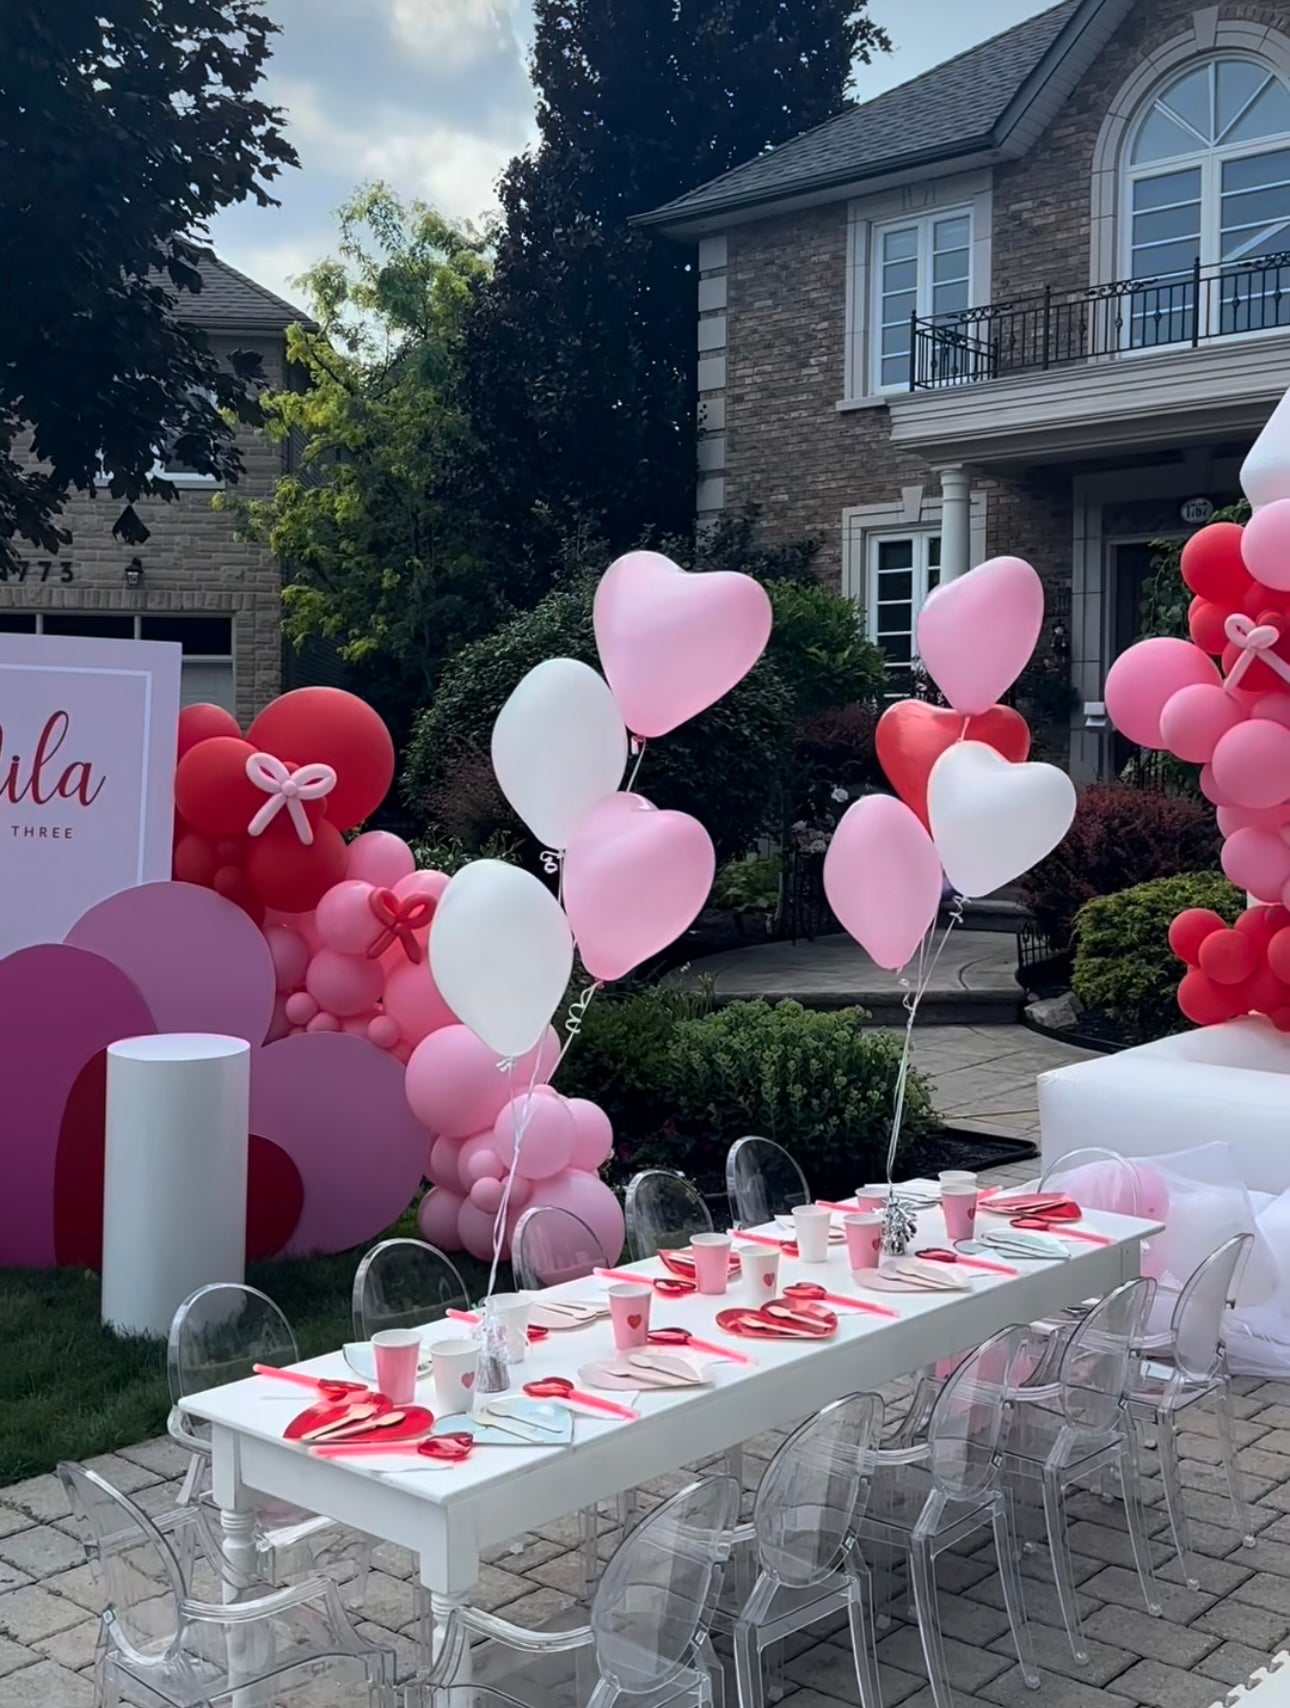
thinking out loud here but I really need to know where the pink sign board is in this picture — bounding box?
[0,633,181,956]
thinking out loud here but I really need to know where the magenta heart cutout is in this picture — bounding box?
[763,1274,775,1288]
[627,1313,642,1329]
[593,551,772,738]
[871,1238,881,1252]
[462,1372,474,1390]
[563,793,716,982]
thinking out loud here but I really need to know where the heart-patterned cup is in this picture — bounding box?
[844,1212,884,1272]
[609,1282,652,1349]
[740,1247,780,1304]
[430,1338,478,1415]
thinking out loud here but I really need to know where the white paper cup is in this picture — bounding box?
[484,1293,531,1363]
[792,1205,832,1263]
[430,1338,478,1416]
[740,1246,781,1304]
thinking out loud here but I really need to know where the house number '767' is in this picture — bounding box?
[0,562,74,583]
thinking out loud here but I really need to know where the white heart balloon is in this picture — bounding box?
[429,860,573,1058]
[1243,387,1290,512]
[928,741,1076,899]
[491,658,628,850]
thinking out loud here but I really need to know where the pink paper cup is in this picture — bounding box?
[855,1184,890,1213]
[690,1233,732,1295]
[372,1329,422,1405]
[942,1187,979,1242]
[843,1212,884,1271]
[608,1283,652,1349]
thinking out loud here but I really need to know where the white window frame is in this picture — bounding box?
[862,530,943,694]
[869,206,975,396]
[3,613,235,709]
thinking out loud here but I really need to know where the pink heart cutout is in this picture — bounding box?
[593,551,772,738]
[627,1313,642,1329]
[462,1372,474,1390]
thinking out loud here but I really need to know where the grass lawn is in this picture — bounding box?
[0,1217,497,1485]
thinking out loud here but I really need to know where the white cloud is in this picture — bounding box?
[220,238,319,314]
[388,0,517,71]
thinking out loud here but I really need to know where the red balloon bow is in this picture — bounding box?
[366,889,435,963]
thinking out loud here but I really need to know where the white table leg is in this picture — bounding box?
[220,1506,267,1702]
[428,1590,473,1689]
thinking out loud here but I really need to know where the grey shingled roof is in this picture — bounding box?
[167,253,307,330]
[640,0,1084,226]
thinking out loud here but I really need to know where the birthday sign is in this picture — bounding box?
[0,633,180,956]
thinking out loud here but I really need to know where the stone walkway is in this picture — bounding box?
[2,1164,1287,1708]
[908,1025,1096,1145]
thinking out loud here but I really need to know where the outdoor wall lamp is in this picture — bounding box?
[124,557,145,589]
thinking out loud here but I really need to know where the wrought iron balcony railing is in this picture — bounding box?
[909,250,1290,390]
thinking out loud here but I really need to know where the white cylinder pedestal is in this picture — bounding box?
[101,1034,251,1338]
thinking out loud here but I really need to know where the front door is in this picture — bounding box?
[1111,541,1159,773]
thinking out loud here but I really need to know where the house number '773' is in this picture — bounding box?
[0,562,74,583]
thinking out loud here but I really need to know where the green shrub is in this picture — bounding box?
[712,853,782,918]
[556,985,691,1153]
[763,581,886,718]
[1071,872,1242,1044]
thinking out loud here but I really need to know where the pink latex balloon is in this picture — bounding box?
[1212,719,1290,809]
[384,958,457,1046]
[459,1133,503,1188]
[265,926,311,994]
[1253,694,1290,729]
[823,795,942,971]
[470,1176,505,1214]
[593,550,773,738]
[522,1167,625,1266]
[306,947,385,1018]
[1200,763,1235,808]
[1222,827,1290,902]
[284,991,318,1025]
[427,1134,465,1191]
[341,1010,378,1036]
[509,1174,534,1211]
[347,830,416,888]
[1242,499,1290,591]
[567,1098,614,1172]
[493,1092,576,1182]
[1159,683,1244,763]
[264,909,323,953]
[916,556,1044,715]
[404,1023,560,1140]
[315,881,379,955]
[394,870,451,906]
[1217,801,1290,834]
[306,1011,340,1033]
[418,1187,467,1250]
[458,1195,504,1262]
[563,793,715,981]
[1105,638,1221,749]
[368,1014,401,1050]
[266,996,293,1043]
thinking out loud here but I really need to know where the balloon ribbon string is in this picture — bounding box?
[885,896,965,1186]
[626,737,648,793]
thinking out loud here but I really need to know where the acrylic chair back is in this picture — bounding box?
[351,1237,470,1340]
[1057,1276,1155,1433]
[512,1205,609,1291]
[926,1324,1034,1500]
[726,1136,811,1230]
[1171,1233,1253,1384]
[591,1474,739,1696]
[752,1392,881,1588]
[1039,1147,1146,1216]
[168,1282,297,1408]
[59,1461,185,1668]
[624,1169,714,1261]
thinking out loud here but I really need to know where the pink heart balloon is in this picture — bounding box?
[916,556,1044,716]
[564,793,716,981]
[593,551,773,738]
[823,795,943,971]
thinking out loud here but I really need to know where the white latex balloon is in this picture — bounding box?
[491,659,628,849]
[429,860,573,1059]
[928,741,1076,899]
[1242,386,1290,512]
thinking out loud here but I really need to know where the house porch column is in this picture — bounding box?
[938,466,972,582]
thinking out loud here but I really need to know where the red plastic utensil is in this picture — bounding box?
[445,1308,549,1341]
[595,1267,695,1298]
[312,1432,474,1463]
[523,1377,639,1420]
[1010,1217,1112,1245]
[782,1281,900,1320]
[648,1327,753,1365]
[734,1230,794,1253]
[253,1365,368,1401]
[915,1246,1019,1277]
[816,1200,859,1215]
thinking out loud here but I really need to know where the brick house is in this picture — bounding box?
[641,0,1290,777]
[1,255,301,727]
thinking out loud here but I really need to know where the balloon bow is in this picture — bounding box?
[1223,612,1290,694]
[367,889,435,962]
[245,752,337,845]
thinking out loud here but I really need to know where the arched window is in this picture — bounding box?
[1125,57,1290,343]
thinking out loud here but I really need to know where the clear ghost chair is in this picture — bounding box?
[58,1460,395,1708]
[1003,1276,1161,1662]
[625,1170,713,1260]
[166,1283,371,1599]
[512,1205,608,1291]
[423,1476,740,1708]
[858,1326,1040,1708]
[727,1393,883,1708]
[725,1137,811,1231]
[351,1237,470,1340]
[1038,1147,1148,1213]
[1127,1233,1255,1587]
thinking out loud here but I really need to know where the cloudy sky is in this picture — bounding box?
[211,0,1050,312]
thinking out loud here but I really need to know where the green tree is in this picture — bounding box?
[0,0,296,572]
[228,186,495,742]
[1139,501,1252,639]
[466,1,890,566]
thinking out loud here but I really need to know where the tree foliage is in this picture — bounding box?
[0,0,297,571]
[227,186,496,741]
[465,0,890,565]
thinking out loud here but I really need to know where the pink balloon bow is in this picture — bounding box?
[366,889,434,963]
[245,752,337,846]
[1223,613,1290,694]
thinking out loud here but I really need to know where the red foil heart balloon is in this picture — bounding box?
[875,701,1031,828]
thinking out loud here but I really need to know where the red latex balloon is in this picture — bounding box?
[875,700,1031,828]
[173,833,219,887]
[1167,908,1228,965]
[177,703,241,759]
[1235,906,1282,949]
[1234,963,1288,1017]
[1181,523,1252,606]
[174,737,265,837]
[1198,928,1257,986]
[247,689,395,830]
[1177,968,1239,1026]
[1188,597,1230,656]
[1272,1007,1290,1033]
[1268,928,1290,986]
[245,818,348,912]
